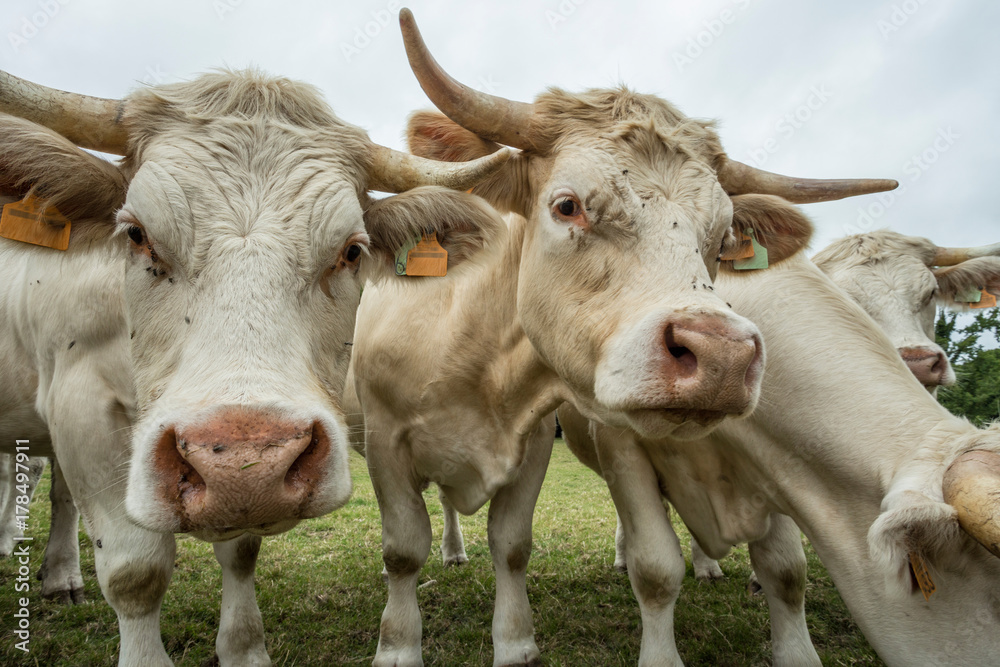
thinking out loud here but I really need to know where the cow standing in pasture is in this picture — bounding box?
[595,230,1000,582]
[349,11,895,667]
[558,242,1000,666]
[0,68,510,666]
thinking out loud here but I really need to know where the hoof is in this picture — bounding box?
[694,568,725,583]
[498,659,543,667]
[747,574,763,596]
[442,554,468,567]
[44,587,86,605]
[613,561,628,573]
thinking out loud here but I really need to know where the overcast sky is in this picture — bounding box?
[3,0,997,253]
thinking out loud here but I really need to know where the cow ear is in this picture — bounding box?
[720,194,814,272]
[933,257,1000,308]
[0,112,127,225]
[407,110,502,162]
[361,186,505,281]
[407,111,531,217]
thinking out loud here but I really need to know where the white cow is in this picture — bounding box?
[600,230,1000,581]
[0,68,509,666]
[815,229,1000,389]
[559,245,1000,666]
[351,11,896,667]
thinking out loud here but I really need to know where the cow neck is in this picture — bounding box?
[457,212,565,437]
[705,255,999,665]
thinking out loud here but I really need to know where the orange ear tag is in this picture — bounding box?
[0,194,71,250]
[971,289,997,309]
[405,231,448,277]
[909,551,936,601]
[720,232,755,260]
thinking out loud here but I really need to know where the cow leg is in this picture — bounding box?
[614,510,628,572]
[214,534,270,666]
[49,383,174,666]
[598,436,685,667]
[438,486,468,567]
[487,417,554,667]
[371,434,431,667]
[0,455,45,556]
[747,514,820,667]
[689,534,724,582]
[38,458,85,603]
[85,502,175,667]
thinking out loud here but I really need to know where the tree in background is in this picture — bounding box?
[936,309,1000,426]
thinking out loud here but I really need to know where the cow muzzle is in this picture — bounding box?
[596,311,764,439]
[153,407,330,533]
[899,346,953,389]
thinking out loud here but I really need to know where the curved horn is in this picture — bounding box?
[932,242,1000,267]
[942,449,1000,559]
[399,8,546,153]
[0,70,127,155]
[719,158,899,204]
[367,144,512,193]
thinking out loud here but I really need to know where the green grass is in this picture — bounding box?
[0,441,882,665]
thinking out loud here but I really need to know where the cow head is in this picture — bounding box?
[0,69,509,539]
[399,9,897,439]
[814,231,1000,391]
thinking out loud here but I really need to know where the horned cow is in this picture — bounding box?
[351,11,896,667]
[0,68,508,665]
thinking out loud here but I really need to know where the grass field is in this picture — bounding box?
[0,441,882,666]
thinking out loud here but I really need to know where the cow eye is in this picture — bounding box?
[551,195,586,226]
[127,225,145,245]
[344,244,362,263]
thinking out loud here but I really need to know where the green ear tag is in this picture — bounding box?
[733,229,769,271]
[955,286,983,303]
[394,236,420,276]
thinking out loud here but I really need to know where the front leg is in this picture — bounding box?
[747,513,820,667]
[370,428,432,667]
[438,485,468,567]
[596,427,686,667]
[689,534,724,582]
[0,455,45,556]
[39,458,85,603]
[214,534,269,666]
[487,415,555,667]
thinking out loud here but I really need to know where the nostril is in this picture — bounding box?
[664,324,698,377]
[668,345,690,359]
[157,429,205,504]
[285,422,329,490]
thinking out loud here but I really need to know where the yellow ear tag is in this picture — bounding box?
[405,230,448,277]
[720,231,755,261]
[0,194,71,250]
[909,551,936,601]
[971,288,997,310]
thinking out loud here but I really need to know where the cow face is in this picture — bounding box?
[398,9,896,440]
[0,70,508,540]
[814,231,1000,390]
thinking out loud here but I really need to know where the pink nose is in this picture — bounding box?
[154,407,329,532]
[660,314,763,417]
[899,347,950,387]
